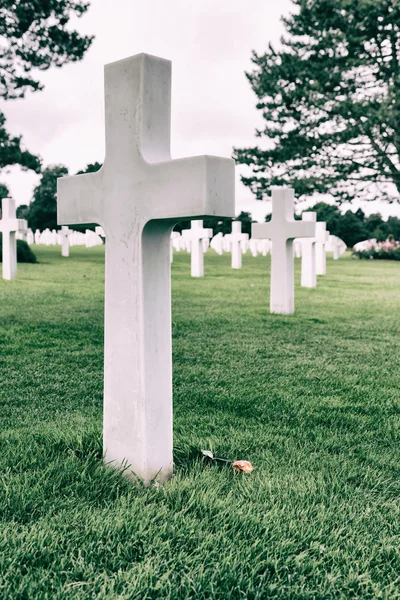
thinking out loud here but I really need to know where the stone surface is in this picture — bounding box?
[252,187,315,314]
[0,198,27,281]
[182,220,213,277]
[300,212,317,288]
[315,222,329,276]
[57,53,235,484]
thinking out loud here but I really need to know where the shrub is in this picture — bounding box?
[0,234,38,263]
[353,241,400,261]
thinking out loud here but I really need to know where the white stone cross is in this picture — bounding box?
[315,222,329,276]
[0,198,27,280]
[327,235,347,260]
[182,220,213,277]
[210,232,224,255]
[226,221,249,269]
[170,231,180,263]
[57,53,234,484]
[300,212,317,288]
[252,187,315,314]
[249,238,259,257]
[59,226,70,257]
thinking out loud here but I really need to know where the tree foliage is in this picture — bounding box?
[0,233,37,263]
[306,202,400,246]
[27,164,68,231]
[234,0,400,203]
[26,162,101,231]
[0,0,93,178]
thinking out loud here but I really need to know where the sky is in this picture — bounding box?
[2,0,400,221]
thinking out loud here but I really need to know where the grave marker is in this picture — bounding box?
[210,232,224,255]
[182,220,213,277]
[315,222,329,276]
[0,198,27,280]
[226,221,249,269]
[252,187,315,314]
[300,212,317,288]
[60,226,70,257]
[57,53,234,483]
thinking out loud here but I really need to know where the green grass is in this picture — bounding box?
[1,246,400,599]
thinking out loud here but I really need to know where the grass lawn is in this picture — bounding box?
[1,246,400,599]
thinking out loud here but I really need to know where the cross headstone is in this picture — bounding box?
[50,229,58,245]
[225,221,249,269]
[0,198,27,280]
[41,228,51,246]
[59,226,70,257]
[170,231,180,263]
[210,232,224,255]
[300,212,317,288]
[182,220,213,277]
[57,53,234,484]
[252,187,315,314]
[315,222,329,276]
[327,235,347,260]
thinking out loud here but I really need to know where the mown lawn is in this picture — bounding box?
[1,246,400,599]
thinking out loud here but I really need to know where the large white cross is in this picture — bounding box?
[182,220,213,277]
[252,187,315,314]
[315,222,329,276]
[57,53,235,484]
[0,198,27,280]
[225,221,249,269]
[300,212,317,288]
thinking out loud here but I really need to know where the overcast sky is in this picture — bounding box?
[2,0,400,221]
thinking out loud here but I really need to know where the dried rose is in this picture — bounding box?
[232,460,254,473]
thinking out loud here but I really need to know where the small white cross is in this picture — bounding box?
[59,226,70,257]
[182,220,213,277]
[252,187,315,313]
[210,232,224,255]
[315,222,329,275]
[300,212,317,288]
[57,53,235,484]
[225,221,249,269]
[0,198,27,280]
[328,235,347,260]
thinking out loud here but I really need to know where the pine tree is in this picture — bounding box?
[0,1,93,176]
[234,0,400,203]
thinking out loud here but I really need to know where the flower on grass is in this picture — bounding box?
[232,460,254,473]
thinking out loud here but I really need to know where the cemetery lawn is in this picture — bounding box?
[1,247,400,600]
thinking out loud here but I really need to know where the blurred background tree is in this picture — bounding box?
[0,0,94,192]
[27,165,68,231]
[234,0,400,204]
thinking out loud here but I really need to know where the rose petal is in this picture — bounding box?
[201,450,214,460]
